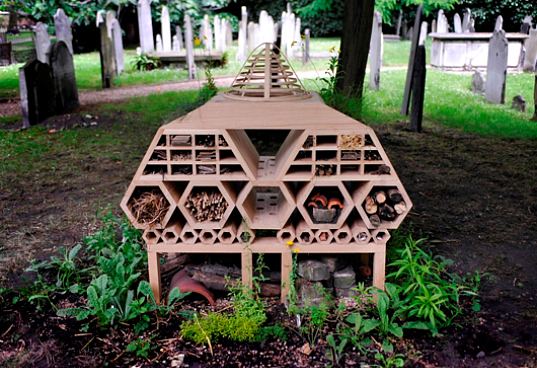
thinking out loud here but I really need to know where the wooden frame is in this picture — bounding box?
[121,43,412,303]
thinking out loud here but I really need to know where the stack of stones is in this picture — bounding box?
[297,257,360,304]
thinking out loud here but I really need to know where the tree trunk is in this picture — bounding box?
[335,0,375,99]
[533,75,537,122]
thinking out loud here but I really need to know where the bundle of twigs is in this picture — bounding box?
[185,191,228,222]
[129,191,169,226]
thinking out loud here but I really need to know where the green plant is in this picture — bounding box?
[126,336,153,358]
[374,351,406,368]
[131,53,161,71]
[386,235,479,335]
[319,48,340,105]
[199,67,218,102]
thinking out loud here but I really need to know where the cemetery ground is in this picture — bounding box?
[1,43,537,366]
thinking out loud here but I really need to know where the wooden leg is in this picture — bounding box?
[372,246,386,291]
[148,251,162,304]
[280,251,293,304]
[241,250,253,289]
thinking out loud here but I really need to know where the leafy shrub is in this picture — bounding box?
[131,53,161,72]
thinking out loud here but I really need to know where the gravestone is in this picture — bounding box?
[172,35,179,51]
[437,10,448,33]
[402,5,423,115]
[156,34,163,52]
[111,18,124,74]
[462,9,472,33]
[293,17,301,51]
[220,18,229,51]
[184,14,196,80]
[485,30,508,104]
[302,28,310,64]
[54,9,73,54]
[175,26,183,50]
[237,6,248,62]
[19,59,56,128]
[50,41,79,112]
[97,11,115,88]
[471,70,485,94]
[369,11,383,91]
[432,19,437,33]
[247,21,257,51]
[523,28,537,71]
[214,15,221,51]
[137,0,154,53]
[202,14,213,52]
[396,11,403,36]
[511,95,526,112]
[34,22,51,64]
[521,16,532,34]
[494,16,503,31]
[225,19,232,48]
[161,6,171,52]
[454,14,462,33]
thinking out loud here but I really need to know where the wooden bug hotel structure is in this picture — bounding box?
[121,43,412,303]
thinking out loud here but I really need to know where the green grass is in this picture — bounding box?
[0,90,200,188]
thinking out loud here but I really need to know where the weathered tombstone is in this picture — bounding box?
[34,22,51,64]
[220,19,229,51]
[111,18,124,74]
[247,21,257,51]
[485,30,508,104]
[184,14,196,80]
[369,11,383,91]
[523,28,537,72]
[201,14,213,52]
[172,35,179,51]
[410,21,428,132]
[137,0,154,53]
[214,15,221,51]
[454,14,462,33]
[156,34,163,52]
[54,9,73,54]
[302,28,310,64]
[237,6,248,62]
[97,11,115,88]
[402,5,423,116]
[494,15,503,31]
[462,9,471,33]
[521,16,533,34]
[161,6,171,52]
[19,59,56,128]
[437,10,448,33]
[468,18,475,33]
[175,26,184,50]
[225,19,232,48]
[471,70,485,94]
[50,41,79,112]
[511,95,526,112]
[431,19,437,33]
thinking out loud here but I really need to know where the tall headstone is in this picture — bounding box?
[184,14,196,80]
[462,9,472,33]
[34,22,51,64]
[247,21,257,51]
[494,15,503,31]
[237,6,248,62]
[219,18,228,51]
[437,10,448,33]
[521,16,533,34]
[523,28,537,71]
[161,6,171,52]
[454,14,462,33]
[172,35,179,51]
[214,15,221,52]
[175,26,183,50]
[225,19,232,48]
[50,41,79,112]
[111,18,124,74]
[156,34,163,52]
[396,11,403,36]
[302,28,310,64]
[259,10,275,43]
[201,14,213,52]
[293,17,301,54]
[485,30,508,104]
[137,0,154,53]
[369,11,383,91]
[19,59,56,128]
[431,19,437,33]
[97,11,115,88]
[54,9,73,54]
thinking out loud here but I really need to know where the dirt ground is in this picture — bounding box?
[1,112,537,366]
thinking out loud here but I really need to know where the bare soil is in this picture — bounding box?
[1,114,536,367]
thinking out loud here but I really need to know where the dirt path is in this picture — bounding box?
[0,71,323,118]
